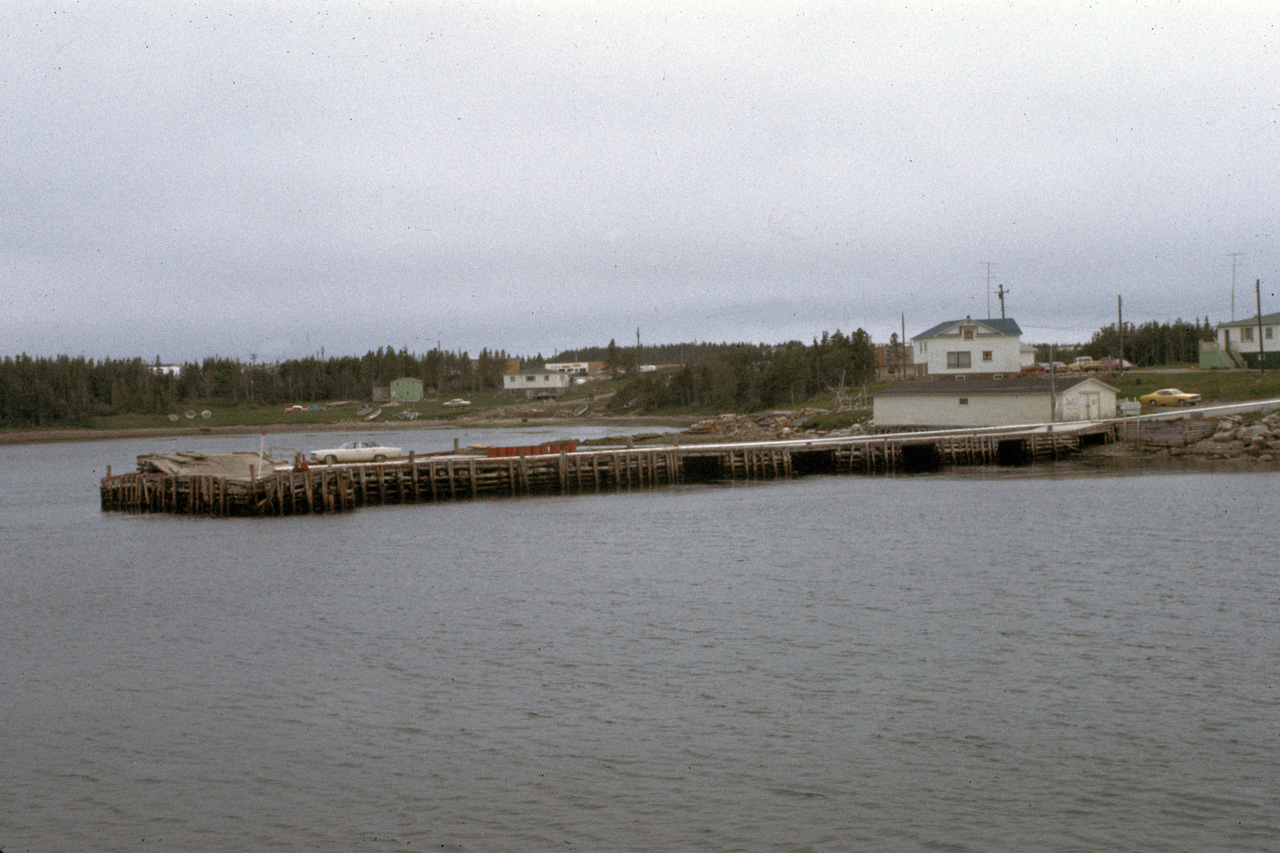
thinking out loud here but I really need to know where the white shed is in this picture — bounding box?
[874,376,1118,428]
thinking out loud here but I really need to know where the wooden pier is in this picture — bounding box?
[100,423,1109,518]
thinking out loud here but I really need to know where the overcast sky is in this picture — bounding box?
[3,2,1279,362]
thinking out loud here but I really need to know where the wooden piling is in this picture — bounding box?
[101,423,1109,517]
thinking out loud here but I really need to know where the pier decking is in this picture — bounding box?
[100,422,1108,517]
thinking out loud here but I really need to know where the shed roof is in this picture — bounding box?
[912,317,1022,340]
[1216,312,1280,329]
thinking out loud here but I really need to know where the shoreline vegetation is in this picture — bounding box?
[0,321,1242,436]
[7,402,1280,470]
[4,360,1279,466]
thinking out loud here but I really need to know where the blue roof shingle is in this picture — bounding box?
[912,318,1022,340]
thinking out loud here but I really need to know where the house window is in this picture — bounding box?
[1243,326,1254,342]
[1267,327,1274,340]
[982,350,993,361]
[963,328,975,340]
[919,342,927,354]
[526,376,535,382]
[947,351,972,369]
[958,398,969,406]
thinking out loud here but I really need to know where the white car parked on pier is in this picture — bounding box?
[311,441,402,464]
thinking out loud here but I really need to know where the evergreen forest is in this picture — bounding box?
[0,317,1230,429]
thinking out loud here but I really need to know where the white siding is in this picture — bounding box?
[1219,323,1277,355]
[1059,380,1117,420]
[874,379,1117,427]
[915,322,1022,375]
[875,393,1051,427]
[502,371,572,395]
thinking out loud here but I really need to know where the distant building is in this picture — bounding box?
[874,341,918,381]
[874,375,1118,428]
[150,363,182,377]
[390,377,424,403]
[502,368,573,398]
[1200,313,1280,369]
[912,317,1024,377]
[544,360,606,376]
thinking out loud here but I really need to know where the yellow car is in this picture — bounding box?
[1139,388,1202,407]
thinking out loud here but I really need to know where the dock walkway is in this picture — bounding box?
[101,421,1109,517]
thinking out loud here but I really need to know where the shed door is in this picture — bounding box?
[1084,392,1100,420]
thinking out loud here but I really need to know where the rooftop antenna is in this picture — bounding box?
[1226,252,1244,321]
[980,262,995,318]
[995,283,1009,319]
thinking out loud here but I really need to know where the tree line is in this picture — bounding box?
[0,317,1226,428]
[556,329,878,413]
[1049,318,1213,367]
[0,346,513,428]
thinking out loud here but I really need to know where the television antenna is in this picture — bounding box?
[979,262,997,318]
[1226,252,1244,321]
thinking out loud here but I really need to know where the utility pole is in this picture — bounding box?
[901,312,907,377]
[1226,252,1244,321]
[1257,279,1265,375]
[995,284,1009,319]
[1117,295,1125,376]
[980,262,995,319]
[1049,343,1057,424]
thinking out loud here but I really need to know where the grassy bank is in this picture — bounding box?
[8,368,1276,442]
[1105,369,1280,403]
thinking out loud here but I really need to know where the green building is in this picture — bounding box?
[389,376,424,403]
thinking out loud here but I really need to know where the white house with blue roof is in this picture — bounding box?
[912,316,1026,377]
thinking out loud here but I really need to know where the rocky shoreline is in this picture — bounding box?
[662,409,1280,467]
[1156,412,1280,463]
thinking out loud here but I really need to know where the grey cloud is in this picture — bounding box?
[2,3,1278,361]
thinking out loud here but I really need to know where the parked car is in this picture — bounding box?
[1067,356,1101,371]
[1139,388,1201,407]
[311,441,402,464]
[442,398,471,408]
[285,405,306,413]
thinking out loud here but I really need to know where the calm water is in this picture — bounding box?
[2,429,1278,852]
